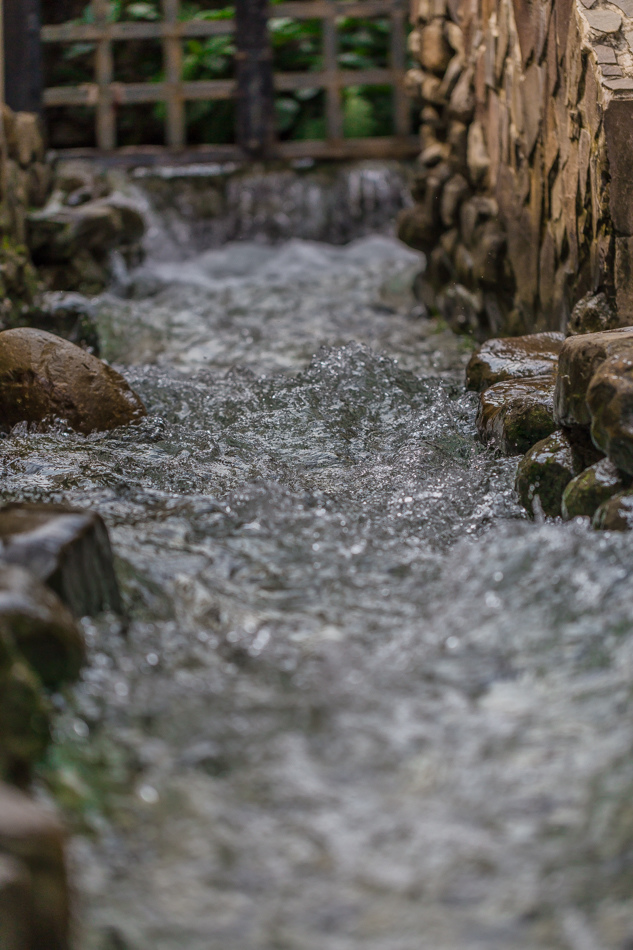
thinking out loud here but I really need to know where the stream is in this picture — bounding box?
[3,220,633,949]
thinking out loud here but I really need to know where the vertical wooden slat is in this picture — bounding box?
[163,0,184,148]
[93,0,115,149]
[390,0,410,137]
[4,0,43,114]
[235,0,275,156]
[323,5,343,142]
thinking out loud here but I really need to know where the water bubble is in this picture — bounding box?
[138,785,159,804]
[146,653,159,666]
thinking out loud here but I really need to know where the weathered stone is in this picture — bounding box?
[584,7,622,33]
[515,429,587,517]
[567,292,620,335]
[448,67,475,121]
[554,328,633,428]
[24,292,100,354]
[0,641,50,780]
[0,328,146,435]
[466,331,564,391]
[594,44,617,64]
[397,205,441,252]
[605,100,633,239]
[466,121,490,185]
[419,20,453,73]
[13,113,44,169]
[561,456,630,520]
[593,490,633,529]
[0,783,69,950]
[440,173,469,226]
[476,376,557,454]
[0,503,122,618]
[0,854,32,950]
[586,352,633,474]
[0,565,84,687]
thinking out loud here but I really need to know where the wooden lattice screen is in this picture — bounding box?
[41,0,419,162]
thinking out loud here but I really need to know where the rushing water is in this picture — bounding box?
[3,228,633,950]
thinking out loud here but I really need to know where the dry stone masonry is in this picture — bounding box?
[400,0,633,337]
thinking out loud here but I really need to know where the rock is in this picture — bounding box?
[586,352,633,474]
[0,328,146,434]
[466,331,564,391]
[0,503,122,618]
[515,428,600,517]
[0,783,70,950]
[554,328,633,427]
[466,121,490,185]
[13,113,44,169]
[0,854,32,950]
[24,292,100,355]
[477,376,557,454]
[583,6,622,32]
[593,491,633,529]
[567,291,620,335]
[419,20,453,74]
[0,638,50,781]
[561,456,630,519]
[0,565,85,687]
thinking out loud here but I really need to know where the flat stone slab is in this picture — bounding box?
[0,504,122,618]
[0,783,69,950]
[554,327,633,427]
[466,331,564,392]
[476,376,557,454]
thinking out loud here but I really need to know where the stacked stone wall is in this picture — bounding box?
[400,0,633,338]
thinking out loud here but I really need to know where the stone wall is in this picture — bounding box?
[0,106,51,323]
[399,0,633,338]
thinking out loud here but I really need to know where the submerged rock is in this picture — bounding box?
[587,353,633,475]
[554,327,633,427]
[466,331,564,392]
[0,328,146,434]
[515,429,601,518]
[0,783,69,950]
[561,457,630,520]
[0,565,84,687]
[476,376,556,454]
[0,504,122,617]
[593,491,633,530]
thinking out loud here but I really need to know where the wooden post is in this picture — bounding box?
[3,0,43,114]
[323,6,343,144]
[234,0,275,157]
[93,0,115,150]
[163,0,185,148]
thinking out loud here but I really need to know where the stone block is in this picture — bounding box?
[476,376,557,454]
[605,99,633,237]
[515,428,600,517]
[587,352,633,474]
[562,456,630,519]
[554,328,633,427]
[0,503,122,618]
[419,20,453,73]
[466,330,564,391]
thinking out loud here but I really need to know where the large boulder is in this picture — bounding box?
[466,331,564,392]
[586,353,633,475]
[476,376,557,454]
[0,783,70,950]
[0,503,122,617]
[554,328,633,427]
[0,328,146,434]
[0,565,85,687]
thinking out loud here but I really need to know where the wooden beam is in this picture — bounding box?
[4,0,43,113]
[235,0,276,156]
[92,0,115,149]
[163,0,185,148]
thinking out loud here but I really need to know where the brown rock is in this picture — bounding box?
[419,20,453,74]
[0,639,50,781]
[0,565,84,687]
[0,328,146,435]
[567,292,620,335]
[0,783,69,950]
[13,113,44,168]
[554,328,633,427]
[593,491,633,529]
[0,503,122,617]
[562,456,630,520]
[476,376,557,454]
[605,98,633,236]
[440,173,469,226]
[466,331,564,391]
[0,854,32,950]
[586,352,633,474]
[515,429,588,517]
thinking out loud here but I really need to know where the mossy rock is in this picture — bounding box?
[515,429,587,518]
[593,491,633,531]
[476,376,556,455]
[562,457,631,520]
[0,652,51,782]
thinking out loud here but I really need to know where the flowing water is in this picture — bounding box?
[3,212,633,949]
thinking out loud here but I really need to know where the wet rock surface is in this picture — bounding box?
[587,352,633,475]
[23,293,100,355]
[0,564,84,687]
[476,376,556,454]
[515,429,584,517]
[593,490,633,530]
[562,457,631,521]
[0,328,146,435]
[567,292,622,336]
[0,504,122,617]
[554,328,633,427]
[0,635,50,782]
[465,332,564,392]
[5,237,633,949]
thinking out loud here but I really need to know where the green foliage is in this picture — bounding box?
[49,1,410,146]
